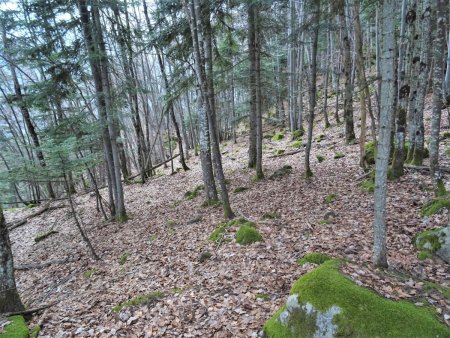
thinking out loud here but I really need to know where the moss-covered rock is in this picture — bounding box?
[272,132,285,141]
[0,316,29,338]
[415,227,450,264]
[269,165,293,179]
[292,129,304,140]
[112,291,164,313]
[421,198,450,216]
[235,223,263,245]
[209,217,248,242]
[297,252,331,266]
[364,141,376,165]
[264,260,450,338]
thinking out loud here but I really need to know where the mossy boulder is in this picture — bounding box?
[364,141,376,165]
[415,227,450,264]
[272,132,285,141]
[209,217,249,242]
[0,316,29,338]
[264,260,450,338]
[292,129,304,140]
[236,223,263,245]
[270,165,293,179]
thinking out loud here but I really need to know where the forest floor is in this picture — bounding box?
[4,104,450,337]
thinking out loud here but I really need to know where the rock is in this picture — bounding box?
[119,309,131,322]
[415,226,450,264]
[127,316,138,325]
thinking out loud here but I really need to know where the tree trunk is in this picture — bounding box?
[373,0,396,268]
[0,204,25,313]
[429,0,446,178]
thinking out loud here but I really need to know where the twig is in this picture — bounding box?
[404,164,450,173]
[268,149,303,158]
[15,257,79,271]
[6,205,66,230]
[1,302,57,317]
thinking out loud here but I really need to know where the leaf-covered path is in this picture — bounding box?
[5,122,450,337]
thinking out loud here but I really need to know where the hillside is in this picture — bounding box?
[4,112,450,337]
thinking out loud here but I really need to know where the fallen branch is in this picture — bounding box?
[268,149,303,158]
[0,302,57,317]
[127,153,180,180]
[404,164,450,174]
[15,257,79,271]
[7,205,66,230]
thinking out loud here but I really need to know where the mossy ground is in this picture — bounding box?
[112,291,164,313]
[209,217,249,242]
[297,252,331,266]
[235,223,263,245]
[184,185,204,200]
[0,316,29,338]
[264,260,450,338]
[421,198,450,216]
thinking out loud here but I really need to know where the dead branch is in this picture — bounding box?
[0,302,57,317]
[268,149,303,158]
[127,153,180,180]
[15,257,79,271]
[404,164,450,174]
[7,205,66,230]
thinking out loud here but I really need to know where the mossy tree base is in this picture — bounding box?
[0,316,29,338]
[264,260,450,338]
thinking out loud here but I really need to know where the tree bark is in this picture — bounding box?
[373,0,396,268]
[0,204,25,313]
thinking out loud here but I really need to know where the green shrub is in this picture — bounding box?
[236,223,263,245]
[292,129,304,140]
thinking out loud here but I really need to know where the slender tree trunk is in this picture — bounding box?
[0,204,24,313]
[248,2,257,168]
[304,0,320,178]
[373,0,396,268]
[429,0,446,179]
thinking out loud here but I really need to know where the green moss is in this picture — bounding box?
[297,252,331,266]
[324,194,336,204]
[365,141,376,165]
[236,223,263,245]
[201,199,222,208]
[319,219,331,225]
[272,132,285,141]
[333,152,345,159]
[275,149,285,155]
[209,217,249,242]
[446,148,450,155]
[34,230,59,243]
[170,200,181,208]
[292,129,304,140]
[421,198,450,216]
[115,213,128,223]
[290,140,302,148]
[112,291,164,313]
[264,260,450,338]
[233,186,249,193]
[423,282,450,299]
[417,251,432,261]
[184,184,204,200]
[187,216,202,224]
[359,178,375,192]
[435,179,447,197]
[316,155,325,163]
[442,132,450,139]
[29,326,40,338]
[315,134,325,143]
[256,293,270,301]
[83,268,98,279]
[25,203,37,209]
[261,212,280,220]
[269,165,293,179]
[415,228,445,255]
[0,316,29,338]
[119,253,129,265]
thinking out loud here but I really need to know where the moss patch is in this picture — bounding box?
[292,129,304,140]
[256,293,270,301]
[264,260,450,338]
[324,194,336,204]
[417,251,432,261]
[236,223,263,245]
[297,252,331,266]
[269,165,292,179]
[421,198,450,216]
[29,325,40,338]
[333,152,345,159]
[365,141,376,165]
[359,178,375,193]
[209,217,249,242]
[184,184,204,200]
[119,253,129,265]
[290,140,302,148]
[112,291,164,313]
[83,268,99,279]
[435,179,447,197]
[0,316,29,338]
[34,230,59,243]
[316,155,325,163]
[272,132,284,141]
[261,212,280,220]
[315,134,325,143]
[275,149,285,155]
